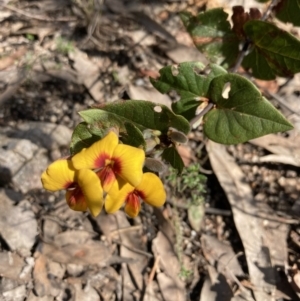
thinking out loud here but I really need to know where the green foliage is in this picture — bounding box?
[151,62,227,120]
[275,0,300,26]
[180,9,239,68]
[243,20,300,79]
[204,74,293,144]
[69,2,296,174]
[162,147,184,174]
[56,37,74,55]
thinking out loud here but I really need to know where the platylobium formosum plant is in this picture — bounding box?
[41,0,297,218]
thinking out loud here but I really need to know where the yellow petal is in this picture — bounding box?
[71,131,118,170]
[136,173,166,207]
[105,179,134,214]
[113,144,145,187]
[41,159,75,191]
[76,169,104,217]
[65,188,88,212]
[124,193,141,218]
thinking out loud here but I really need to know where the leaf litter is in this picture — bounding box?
[0,0,300,301]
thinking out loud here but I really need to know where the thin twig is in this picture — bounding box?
[109,224,143,237]
[261,0,280,21]
[112,238,153,258]
[0,4,78,22]
[148,255,160,283]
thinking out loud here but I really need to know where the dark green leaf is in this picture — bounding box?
[204,74,293,144]
[91,100,190,135]
[242,47,276,80]
[162,146,184,174]
[151,62,227,120]
[275,0,300,26]
[180,9,240,68]
[70,122,102,155]
[243,20,300,79]
[122,122,146,148]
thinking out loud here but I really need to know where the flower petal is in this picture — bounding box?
[105,179,134,214]
[71,131,118,170]
[76,169,104,217]
[124,193,141,218]
[41,159,75,191]
[136,173,166,207]
[112,144,145,187]
[65,188,88,212]
[97,166,116,193]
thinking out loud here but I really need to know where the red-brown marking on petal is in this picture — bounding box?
[97,166,116,190]
[66,186,87,211]
[111,156,122,175]
[126,191,141,210]
[94,153,110,168]
[64,181,76,189]
[136,189,146,200]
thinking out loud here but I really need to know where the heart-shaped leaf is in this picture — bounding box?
[151,62,227,120]
[243,20,300,79]
[180,9,239,68]
[204,74,293,144]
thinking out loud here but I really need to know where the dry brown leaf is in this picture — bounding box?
[41,240,111,266]
[127,85,171,108]
[250,134,300,167]
[156,272,185,301]
[152,231,185,292]
[207,141,288,301]
[201,234,244,277]
[0,252,26,281]
[0,47,27,71]
[114,211,149,291]
[166,44,208,65]
[33,252,52,297]
[69,49,105,102]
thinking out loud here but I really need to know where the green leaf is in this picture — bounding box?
[242,47,276,80]
[122,122,146,148]
[243,20,300,79]
[70,122,102,155]
[180,9,239,68]
[204,74,293,144]
[151,62,227,120]
[162,146,184,174]
[275,0,300,26]
[91,100,190,135]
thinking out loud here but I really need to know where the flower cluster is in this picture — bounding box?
[41,132,166,217]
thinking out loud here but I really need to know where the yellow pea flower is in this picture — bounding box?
[41,159,103,217]
[71,131,145,192]
[105,173,166,218]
